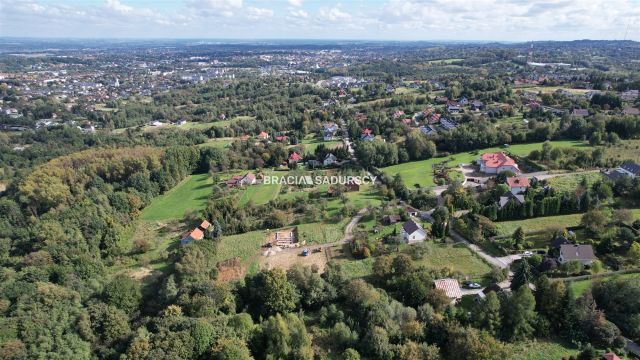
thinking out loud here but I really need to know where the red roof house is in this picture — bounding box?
[288,152,303,164]
[479,152,520,174]
[506,176,530,194]
[257,131,269,140]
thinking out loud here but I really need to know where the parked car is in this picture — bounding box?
[522,251,533,257]
[464,282,482,289]
[301,248,310,256]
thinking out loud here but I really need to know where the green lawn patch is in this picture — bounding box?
[568,272,640,297]
[546,172,602,192]
[381,141,585,188]
[508,340,579,360]
[237,182,281,206]
[409,242,492,280]
[298,222,345,245]
[141,173,212,221]
[214,230,267,265]
[495,213,584,236]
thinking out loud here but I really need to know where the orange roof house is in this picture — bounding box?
[479,152,520,174]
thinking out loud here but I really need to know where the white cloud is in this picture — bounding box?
[247,7,274,20]
[318,6,351,22]
[288,0,303,6]
[105,0,135,14]
[289,9,309,19]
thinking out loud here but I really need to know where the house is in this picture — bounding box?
[149,120,165,127]
[622,107,640,115]
[307,159,321,168]
[506,176,530,194]
[361,128,374,141]
[471,100,484,111]
[446,101,461,113]
[479,152,520,174]
[476,283,505,302]
[440,118,457,130]
[406,206,420,217]
[601,352,621,360]
[275,135,289,143]
[323,153,338,167]
[572,108,589,117]
[428,113,441,124]
[393,110,405,119]
[433,278,463,303]
[225,173,257,187]
[257,131,269,140]
[382,214,401,225]
[401,220,427,243]
[498,192,525,209]
[199,220,211,231]
[419,125,436,135]
[288,152,303,165]
[558,244,595,265]
[606,160,640,180]
[181,228,204,245]
[323,122,339,140]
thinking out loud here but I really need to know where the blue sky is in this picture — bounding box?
[1,0,639,41]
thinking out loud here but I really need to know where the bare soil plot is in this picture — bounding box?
[260,248,328,272]
[216,257,246,282]
[129,266,161,281]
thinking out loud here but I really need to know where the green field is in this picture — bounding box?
[214,229,267,265]
[509,340,579,360]
[197,138,234,149]
[141,173,212,221]
[546,172,602,192]
[495,213,584,236]
[299,138,342,154]
[568,272,640,297]
[410,242,492,280]
[298,222,345,244]
[382,140,586,188]
[334,241,491,280]
[237,182,281,206]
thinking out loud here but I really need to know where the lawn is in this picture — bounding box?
[508,340,579,360]
[299,138,341,154]
[495,213,584,236]
[381,140,585,188]
[197,138,234,149]
[604,139,640,163]
[141,173,212,221]
[546,172,602,192]
[298,222,345,244]
[568,272,640,297]
[517,86,591,95]
[408,242,492,280]
[214,229,267,265]
[237,182,281,206]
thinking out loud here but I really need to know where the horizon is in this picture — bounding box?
[1,0,639,41]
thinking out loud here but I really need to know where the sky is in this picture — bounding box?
[1,0,639,42]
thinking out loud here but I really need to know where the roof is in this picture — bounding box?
[243,173,256,182]
[572,108,589,116]
[257,131,269,138]
[288,152,303,162]
[402,220,421,235]
[622,107,640,115]
[184,228,204,241]
[362,128,373,136]
[199,220,211,230]
[621,160,640,176]
[560,244,595,261]
[481,152,517,168]
[506,176,530,188]
[433,278,463,299]
[602,353,621,360]
[499,193,525,208]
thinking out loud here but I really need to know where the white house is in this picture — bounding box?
[558,244,595,266]
[479,152,520,174]
[323,153,338,167]
[401,220,427,244]
[506,176,530,194]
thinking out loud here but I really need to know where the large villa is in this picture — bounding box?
[479,152,520,174]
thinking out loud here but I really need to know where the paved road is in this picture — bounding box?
[625,337,640,357]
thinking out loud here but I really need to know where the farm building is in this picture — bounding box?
[433,278,463,303]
